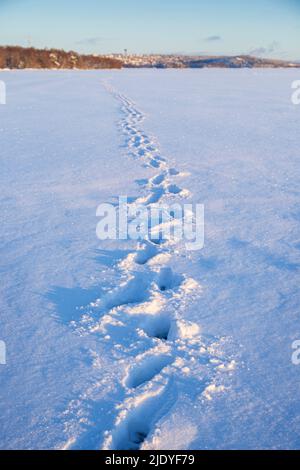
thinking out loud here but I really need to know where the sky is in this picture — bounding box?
[0,0,299,59]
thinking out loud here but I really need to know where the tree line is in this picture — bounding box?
[0,46,122,69]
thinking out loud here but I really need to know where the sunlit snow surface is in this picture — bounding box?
[0,69,300,449]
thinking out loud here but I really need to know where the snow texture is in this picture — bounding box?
[0,69,299,450]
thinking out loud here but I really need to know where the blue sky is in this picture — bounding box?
[0,0,299,59]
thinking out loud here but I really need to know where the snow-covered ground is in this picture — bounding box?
[0,69,299,450]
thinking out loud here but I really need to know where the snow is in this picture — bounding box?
[0,69,300,450]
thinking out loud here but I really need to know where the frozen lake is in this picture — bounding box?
[0,69,300,449]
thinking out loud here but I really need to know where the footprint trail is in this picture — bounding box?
[61,81,236,451]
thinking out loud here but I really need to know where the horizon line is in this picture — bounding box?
[0,44,299,63]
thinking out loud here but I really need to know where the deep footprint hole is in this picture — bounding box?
[130,430,148,448]
[142,315,171,341]
[168,184,182,195]
[156,267,183,292]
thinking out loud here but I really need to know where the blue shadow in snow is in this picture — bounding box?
[262,252,300,272]
[228,237,300,272]
[93,248,131,267]
[47,246,132,325]
[47,285,103,325]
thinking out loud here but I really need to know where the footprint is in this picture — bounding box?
[156,267,183,291]
[103,378,175,450]
[168,168,179,176]
[135,178,149,187]
[135,241,158,265]
[145,145,157,152]
[148,159,161,169]
[102,273,150,310]
[141,314,172,341]
[155,155,166,163]
[148,234,168,246]
[146,186,165,204]
[124,127,137,136]
[167,184,182,195]
[137,148,147,157]
[125,352,173,389]
[151,173,166,185]
[129,136,143,147]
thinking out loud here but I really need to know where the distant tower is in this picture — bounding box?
[124,49,128,56]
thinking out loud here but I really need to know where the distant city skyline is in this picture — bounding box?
[0,0,299,60]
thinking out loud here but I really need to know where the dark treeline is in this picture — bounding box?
[0,46,122,69]
[1,46,298,69]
